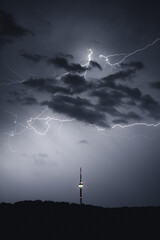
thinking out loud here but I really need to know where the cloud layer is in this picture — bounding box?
[20,55,160,128]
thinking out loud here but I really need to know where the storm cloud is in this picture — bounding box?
[47,57,102,73]
[23,77,71,95]
[8,90,38,105]
[120,61,144,70]
[1,0,160,208]
[21,56,160,128]
[42,94,108,127]
[150,81,160,90]
[140,94,160,120]
[47,56,87,73]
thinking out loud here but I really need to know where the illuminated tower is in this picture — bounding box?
[78,167,83,205]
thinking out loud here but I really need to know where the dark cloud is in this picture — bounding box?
[47,57,102,73]
[61,74,90,93]
[62,74,86,87]
[112,118,128,124]
[89,61,102,71]
[47,56,68,69]
[23,74,89,96]
[40,89,144,127]
[20,52,47,62]
[92,83,141,111]
[96,68,139,92]
[91,89,124,108]
[8,90,38,105]
[47,56,86,73]
[140,94,160,120]
[0,10,33,38]
[96,66,143,103]
[98,81,142,102]
[23,77,71,95]
[116,85,142,101]
[23,78,55,89]
[149,81,160,89]
[92,88,142,121]
[125,100,137,106]
[50,95,92,107]
[20,58,160,127]
[124,111,142,120]
[121,61,144,70]
[112,111,142,125]
[101,69,136,84]
[42,95,108,127]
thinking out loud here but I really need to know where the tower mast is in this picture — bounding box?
[78,167,83,204]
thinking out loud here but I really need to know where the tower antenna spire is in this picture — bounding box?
[78,167,83,204]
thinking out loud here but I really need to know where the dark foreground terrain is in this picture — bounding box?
[0,201,160,239]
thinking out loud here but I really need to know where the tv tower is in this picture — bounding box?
[78,167,83,205]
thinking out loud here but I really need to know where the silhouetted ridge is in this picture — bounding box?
[0,201,159,239]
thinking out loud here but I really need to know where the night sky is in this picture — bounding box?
[0,0,160,207]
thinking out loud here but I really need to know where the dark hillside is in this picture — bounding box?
[0,201,159,239]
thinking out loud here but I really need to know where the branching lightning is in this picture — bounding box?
[112,122,160,129]
[0,107,74,152]
[93,121,160,132]
[99,53,126,69]
[0,63,26,86]
[0,37,160,151]
[26,108,75,136]
[55,48,93,80]
[0,107,75,137]
[99,38,160,69]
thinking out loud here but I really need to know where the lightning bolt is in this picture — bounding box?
[93,121,160,134]
[95,38,160,137]
[26,108,75,136]
[112,122,160,129]
[94,120,160,131]
[1,38,159,85]
[0,63,26,86]
[54,48,93,81]
[81,48,93,78]
[0,39,160,149]
[99,38,160,69]
[99,53,126,69]
[0,107,74,152]
[92,121,160,142]
[7,108,74,137]
[94,125,105,131]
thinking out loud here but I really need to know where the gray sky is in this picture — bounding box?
[0,0,160,207]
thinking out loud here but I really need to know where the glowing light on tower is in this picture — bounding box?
[78,167,83,205]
